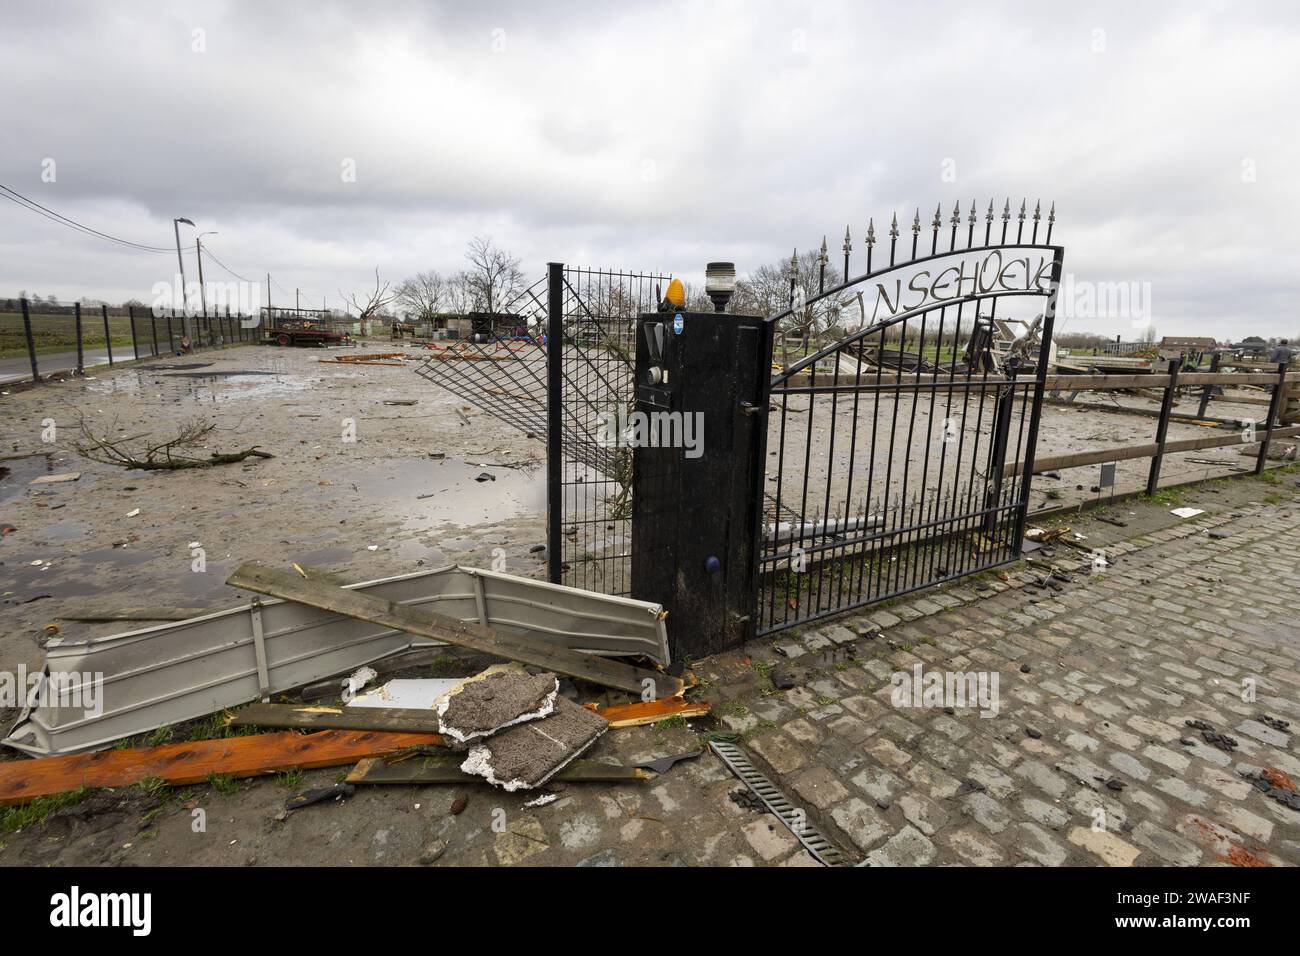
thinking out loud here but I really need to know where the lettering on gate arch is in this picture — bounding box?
[866,246,1057,326]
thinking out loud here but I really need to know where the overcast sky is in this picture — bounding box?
[1,0,1298,338]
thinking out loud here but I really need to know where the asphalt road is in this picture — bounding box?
[0,347,126,385]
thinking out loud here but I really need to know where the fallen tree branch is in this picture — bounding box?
[75,415,275,471]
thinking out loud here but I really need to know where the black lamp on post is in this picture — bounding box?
[704,261,736,313]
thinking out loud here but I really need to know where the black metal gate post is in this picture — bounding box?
[631,309,772,661]
[1147,358,1181,495]
[20,298,39,383]
[101,304,113,366]
[129,306,140,360]
[1257,362,1289,475]
[74,303,85,375]
[545,261,564,585]
[167,312,176,353]
[983,364,1018,534]
[150,312,159,356]
[1010,250,1065,549]
[1197,351,1221,418]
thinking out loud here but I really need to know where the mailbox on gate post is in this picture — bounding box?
[630,270,772,663]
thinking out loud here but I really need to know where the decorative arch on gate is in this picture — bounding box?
[755,199,1065,635]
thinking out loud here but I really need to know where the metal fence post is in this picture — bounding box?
[167,312,176,353]
[74,302,85,375]
[150,312,159,356]
[129,306,140,360]
[1010,249,1063,550]
[982,365,1018,533]
[1197,351,1220,418]
[101,304,114,365]
[20,298,39,383]
[1146,358,1181,495]
[545,262,564,585]
[1256,362,1289,475]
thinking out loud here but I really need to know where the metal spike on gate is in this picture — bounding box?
[709,740,848,866]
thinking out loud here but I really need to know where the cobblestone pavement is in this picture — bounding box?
[712,497,1300,866]
[4,492,1298,867]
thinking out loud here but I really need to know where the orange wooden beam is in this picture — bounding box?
[584,697,711,728]
[0,730,441,806]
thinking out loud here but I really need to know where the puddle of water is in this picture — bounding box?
[324,457,545,536]
[86,360,313,405]
[0,454,95,507]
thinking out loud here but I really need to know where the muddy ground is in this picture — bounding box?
[0,341,1290,866]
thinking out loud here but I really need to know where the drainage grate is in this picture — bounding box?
[709,740,847,866]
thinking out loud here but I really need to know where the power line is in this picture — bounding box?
[0,183,196,254]
[200,244,256,283]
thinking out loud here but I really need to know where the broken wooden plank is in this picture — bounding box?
[347,756,650,785]
[0,730,441,806]
[584,696,711,728]
[228,703,447,736]
[226,561,683,696]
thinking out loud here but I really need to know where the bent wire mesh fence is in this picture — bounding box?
[754,199,1063,635]
[411,264,667,596]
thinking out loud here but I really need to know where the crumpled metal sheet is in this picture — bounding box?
[4,564,668,757]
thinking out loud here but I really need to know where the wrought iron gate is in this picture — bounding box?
[754,200,1063,635]
[413,263,666,597]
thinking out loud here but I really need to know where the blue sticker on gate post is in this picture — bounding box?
[673,315,684,335]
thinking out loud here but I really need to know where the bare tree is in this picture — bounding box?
[395,270,446,322]
[341,268,397,335]
[463,236,523,315]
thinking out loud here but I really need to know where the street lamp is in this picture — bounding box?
[173,217,195,337]
[704,262,736,313]
[196,231,218,320]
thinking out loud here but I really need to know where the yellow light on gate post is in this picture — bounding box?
[664,278,685,309]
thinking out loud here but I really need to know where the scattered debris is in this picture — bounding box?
[1186,718,1238,752]
[435,665,559,745]
[284,782,355,811]
[1025,526,1071,542]
[342,666,378,699]
[1259,714,1290,732]
[226,561,682,695]
[1241,768,1300,811]
[28,472,81,485]
[729,788,766,812]
[419,839,447,864]
[636,750,703,775]
[347,755,647,785]
[229,702,446,735]
[459,695,608,791]
[348,678,463,710]
[11,561,674,757]
[1170,506,1205,519]
[583,696,710,728]
[523,793,559,808]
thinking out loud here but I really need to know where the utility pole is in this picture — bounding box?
[266,274,272,330]
[173,217,195,339]
[296,288,300,316]
[196,232,217,321]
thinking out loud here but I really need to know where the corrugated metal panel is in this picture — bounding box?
[4,565,668,757]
